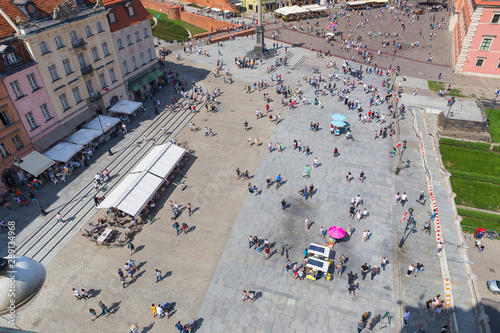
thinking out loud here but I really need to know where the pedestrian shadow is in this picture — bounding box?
[254,292,263,302]
[87,288,101,299]
[192,207,200,215]
[194,318,204,331]
[141,322,154,333]
[276,179,287,189]
[164,271,172,279]
[109,301,121,314]
[137,261,147,270]
[270,249,278,258]
[136,270,147,279]
[308,221,315,229]
[187,226,196,233]
[135,245,145,254]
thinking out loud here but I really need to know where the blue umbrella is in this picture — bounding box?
[330,120,346,127]
[331,114,347,121]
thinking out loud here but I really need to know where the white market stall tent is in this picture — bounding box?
[108,100,142,115]
[18,151,55,177]
[65,128,102,145]
[83,115,120,133]
[131,143,186,178]
[43,142,84,163]
[99,143,187,217]
[275,5,309,16]
[301,4,328,12]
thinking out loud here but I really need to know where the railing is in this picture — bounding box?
[88,91,101,103]
[72,38,87,49]
[80,64,93,76]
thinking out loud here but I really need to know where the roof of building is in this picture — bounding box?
[103,0,152,32]
[0,38,34,75]
[476,0,500,6]
[0,0,99,39]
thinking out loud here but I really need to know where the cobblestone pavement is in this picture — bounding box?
[1,33,486,333]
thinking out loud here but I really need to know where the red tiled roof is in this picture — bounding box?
[103,0,152,32]
[0,0,27,39]
[476,0,500,6]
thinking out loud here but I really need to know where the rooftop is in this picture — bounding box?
[103,0,152,32]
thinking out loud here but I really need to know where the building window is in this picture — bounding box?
[109,12,116,23]
[55,36,65,49]
[492,14,500,24]
[85,26,93,37]
[128,6,135,16]
[10,80,24,99]
[249,4,253,10]
[72,86,83,104]
[62,58,73,75]
[135,31,141,41]
[59,93,70,111]
[147,48,153,61]
[5,52,18,64]
[480,37,493,51]
[109,67,117,83]
[99,73,107,89]
[498,60,500,68]
[0,111,12,127]
[117,38,124,49]
[77,53,87,69]
[40,103,52,121]
[122,60,129,74]
[475,57,486,67]
[102,42,110,56]
[86,79,95,96]
[39,41,50,55]
[144,27,149,38]
[131,55,137,70]
[97,21,104,33]
[140,51,145,66]
[126,35,132,45]
[48,64,60,81]
[0,142,11,158]
[11,135,23,151]
[27,73,40,91]
[91,46,100,62]
[25,111,38,130]
[70,30,79,43]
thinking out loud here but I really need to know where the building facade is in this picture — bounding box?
[105,0,160,101]
[453,0,500,77]
[0,0,128,150]
[0,39,35,193]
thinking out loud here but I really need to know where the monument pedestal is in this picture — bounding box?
[254,25,265,52]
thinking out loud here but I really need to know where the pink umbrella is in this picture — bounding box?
[328,226,346,239]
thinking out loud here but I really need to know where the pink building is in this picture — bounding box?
[454,0,500,77]
[3,66,62,152]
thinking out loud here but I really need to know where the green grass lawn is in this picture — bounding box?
[451,178,500,212]
[458,209,500,236]
[488,109,500,143]
[428,80,467,97]
[440,144,500,177]
[147,9,206,42]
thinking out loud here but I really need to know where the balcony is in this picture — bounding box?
[80,64,93,76]
[71,38,87,50]
[87,91,102,103]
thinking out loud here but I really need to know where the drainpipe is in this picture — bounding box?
[0,8,21,35]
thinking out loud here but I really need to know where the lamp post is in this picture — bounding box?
[399,207,414,248]
[94,105,113,156]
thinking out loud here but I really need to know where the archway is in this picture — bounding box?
[110,95,119,106]
[2,168,18,188]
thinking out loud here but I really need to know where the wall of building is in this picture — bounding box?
[0,80,34,194]
[460,8,500,76]
[141,0,236,12]
[3,66,59,141]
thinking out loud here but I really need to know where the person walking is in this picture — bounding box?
[347,271,355,284]
[56,212,64,223]
[285,259,292,273]
[98,301,110,317]
[436,242,444,255]
[381,257,389,271]
[265,246,270,260]
[81,289,89,301]
[406,264,415,277]
[336,262,343,277]
[415,262,424,277]
[403,309,410,326]
[151,303,158,318]
[347,282,357,296]
[155,269,163,283]
[370,266,378,280]
[127,242,135,256]
[73,288,82,300]
[429,209,437,222]
[401,192,408,206]
[359,170,365,182]
[362,230,369,242]
[173,221,180,236]
[89,308,97,321]
[118,268,126,287]
[187,203,192,216]
[304,217,309,232]
[281,199,287,210]
[361,263,369,280]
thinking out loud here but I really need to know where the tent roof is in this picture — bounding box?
[65,128,102,145]
[131,143,186,178]
[301,4,327,11]
[43,142,84,163]
[275,5,308,15]
[18,151,55,177]
[83,115,120,132]
[108,100,142,115]
[211,7,221,11]
[98,172,164,217]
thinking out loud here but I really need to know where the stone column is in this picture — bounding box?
[254,0,265,53]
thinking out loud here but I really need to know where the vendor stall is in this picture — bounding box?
[17,151,55,177]
[65,128,102,145]
[108,100,142,115]
[308,243,331,260]
[305,257,331,281]
[131,143,186,178]
[43,142,84,163]
[83,115,120,133]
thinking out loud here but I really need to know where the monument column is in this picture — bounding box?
[254,0,265,53]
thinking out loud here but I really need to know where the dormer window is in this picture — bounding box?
[5,52,18,64]
[109,12,116,23]
[128,6,135,16]
[0,45,21,66]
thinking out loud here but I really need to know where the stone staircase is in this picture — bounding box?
[455,7,483,72]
